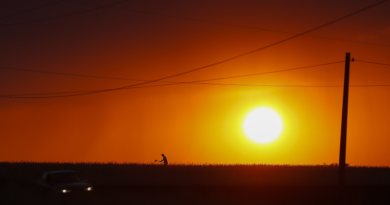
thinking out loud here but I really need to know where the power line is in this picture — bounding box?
[0,66,148,82]
[0,61,344,84]
[0,0,64,20]
[2,0,388,48]
[1,0,387,98]
[12,0,389,99]
[352,84,390,87]
[0,61,344,97]
[4,84,390,99]
[65,0,390,48]
[355,60,390,67]
[303,35,390,48]
[0,0,132,27]
[4,60,390,98]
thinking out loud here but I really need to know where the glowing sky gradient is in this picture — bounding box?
[0,0,390,165]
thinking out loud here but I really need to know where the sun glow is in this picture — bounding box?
[243,108,283,143]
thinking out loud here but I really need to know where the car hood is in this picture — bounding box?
[53,182,92,189]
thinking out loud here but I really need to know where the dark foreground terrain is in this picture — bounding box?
[1,162,390,205]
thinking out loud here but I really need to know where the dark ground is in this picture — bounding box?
[1,162,390,204]
[1,183,390,205]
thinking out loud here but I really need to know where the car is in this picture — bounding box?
[36,170,93,193]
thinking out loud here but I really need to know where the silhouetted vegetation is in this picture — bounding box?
[1,162,390,204]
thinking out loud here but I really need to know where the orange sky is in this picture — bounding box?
[0,0,390,165]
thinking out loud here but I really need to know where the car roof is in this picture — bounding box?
[46,170,77,174]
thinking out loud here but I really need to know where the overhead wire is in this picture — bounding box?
[0,66,149,82]
[1,0,389,48]
[354,60,390,67]
[0,61,344,84]
[1,1,388,98]
[3,60,390,99]
[2,0,386,98]
[5,84,390,99]
[64,0,390,48]
[0,61,344,98]
[8,60,385,90]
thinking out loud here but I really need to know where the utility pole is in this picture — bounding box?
[339,52,350,186]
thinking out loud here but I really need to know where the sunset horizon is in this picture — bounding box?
[1,0,390,167]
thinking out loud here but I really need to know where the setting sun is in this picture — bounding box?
[243,108,283,143]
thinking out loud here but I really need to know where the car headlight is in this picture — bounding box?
[86,187,92,191]
[62,189,68,193]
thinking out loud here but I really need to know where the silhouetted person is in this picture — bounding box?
[159,154,168,166]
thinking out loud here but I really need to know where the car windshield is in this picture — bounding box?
[51,172,83,183]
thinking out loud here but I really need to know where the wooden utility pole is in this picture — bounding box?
[339,52,350,186]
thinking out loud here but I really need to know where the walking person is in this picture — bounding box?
[158,154,168,166]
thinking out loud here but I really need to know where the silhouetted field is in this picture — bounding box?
[1,162,390,205]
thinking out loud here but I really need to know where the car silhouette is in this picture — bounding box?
[36,170,93,193]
